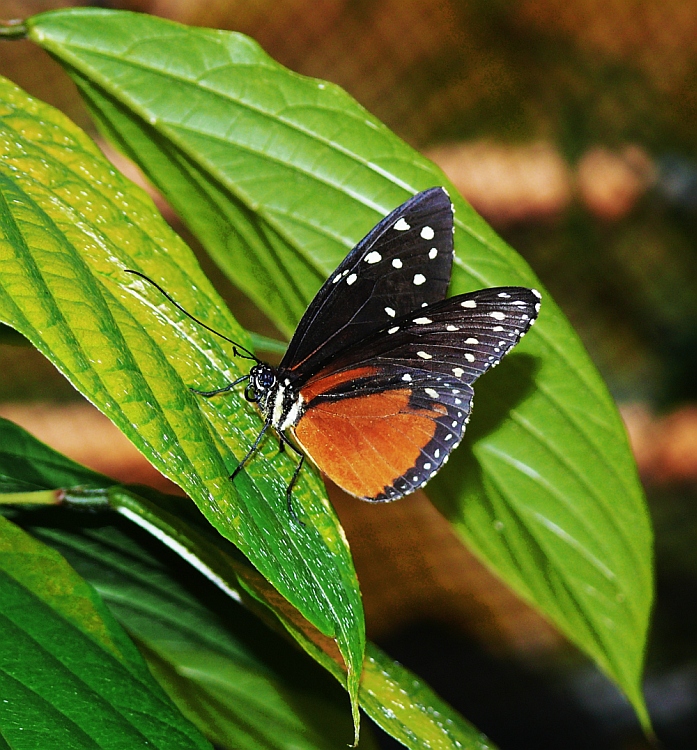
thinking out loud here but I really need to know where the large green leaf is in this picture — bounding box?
[0,73,364,726]
[0,417,495,749]
[0,513,213,750]
[23,6,653,725]
[24,521,373,750]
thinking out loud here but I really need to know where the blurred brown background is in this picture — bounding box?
[2,1,697,748]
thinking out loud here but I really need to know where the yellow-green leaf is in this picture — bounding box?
[0,73,364,727]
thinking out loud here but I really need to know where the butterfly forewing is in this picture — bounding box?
[291,286,540,501]
[280,187,454,380]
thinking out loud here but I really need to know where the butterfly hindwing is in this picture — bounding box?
[280,187,454,379]
[292,368,474,501]
[291,286,540,501]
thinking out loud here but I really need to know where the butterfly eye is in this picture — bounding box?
[244,383,258,402]
[254,366,276,391]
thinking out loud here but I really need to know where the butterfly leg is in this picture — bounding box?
[278,434,306,527]
[230,421,270,482]
[190,373,249,398]
[286,454,306,527]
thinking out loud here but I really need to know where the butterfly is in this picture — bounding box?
[127,187,540,520]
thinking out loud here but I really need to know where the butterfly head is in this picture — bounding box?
[246,363,277,403]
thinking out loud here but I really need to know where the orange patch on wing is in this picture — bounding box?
[292,389,438,499]
[300,366,378,402]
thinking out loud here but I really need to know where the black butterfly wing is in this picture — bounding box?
[280,187,454,380]
[291,287,540,501]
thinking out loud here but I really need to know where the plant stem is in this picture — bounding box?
[0,20,27,40]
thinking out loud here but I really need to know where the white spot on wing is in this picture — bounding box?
[365,251,382,264]
[452,367,464,377]
[446,325,458,332]
[498,292,511,298]
[388,326,399,334]
[489,311,506,320]
[385,307,396,317]
[402,373,412,381]
[429,248,438,259]
[394,218,410,231]
[465,353,475,363]
[421,226,435,240]
[417,351,432,359]
[346,273,357,285]
[414,317,432,324]
[461,300,476,308]
[465,337,479,344]
[425,388,439,399]
[392,258,403,268]
[532,288,542,298]
[413,274,426,286]
[332,274,341,284]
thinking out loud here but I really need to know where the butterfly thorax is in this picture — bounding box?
[247,363,304,432]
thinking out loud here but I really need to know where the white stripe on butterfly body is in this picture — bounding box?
[262,377,305,433]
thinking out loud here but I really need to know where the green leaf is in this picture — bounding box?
[0,417,108,494]
[25,6,652,725]
[32,515,492,750]
[26,522,374,750]
[0,73,364,726]
[0,514,213,750]
[361,646,492,749]
[0,418,496,749]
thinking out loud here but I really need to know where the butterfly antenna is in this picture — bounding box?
[124,269,259,362]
